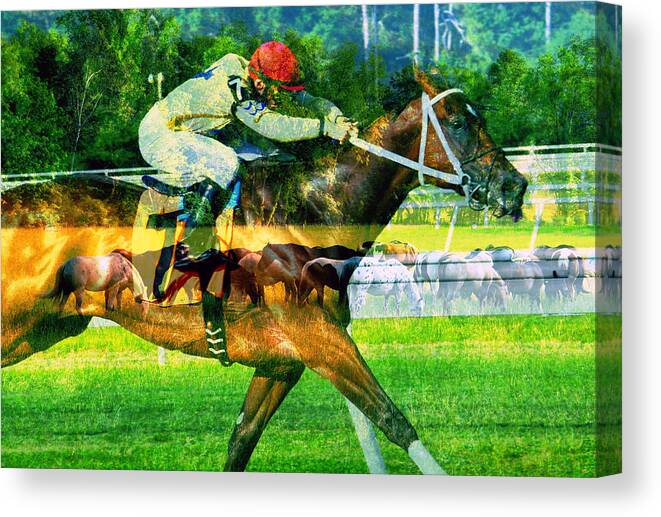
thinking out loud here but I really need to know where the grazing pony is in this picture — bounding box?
[467,247,544,311]
[598,245,622,302]
[416,252,507,315]
[226,249,264,306]
[362,240,418,267]
[256,243,361,302]
[349,257,425,317]
[40,252,146,315]
[533,245,587,301]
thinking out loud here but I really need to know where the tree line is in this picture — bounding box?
[1,7,620,177]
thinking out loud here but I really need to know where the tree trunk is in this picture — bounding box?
[545,2,552,45]
[362,4,370,62]
[614,5,619,49]
[447,4,453,51]
[434,4,440,62]
[372,5,379,90]
[413,4,420,65]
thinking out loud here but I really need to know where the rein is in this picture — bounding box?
[349,88,497,207]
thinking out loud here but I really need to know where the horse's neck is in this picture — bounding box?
[334,128,418,225]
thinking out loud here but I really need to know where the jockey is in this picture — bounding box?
[139,41,357,234]
[137,41,357,365]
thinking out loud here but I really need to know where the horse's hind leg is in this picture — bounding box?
[2,313,91,367]
[224,365,304,472]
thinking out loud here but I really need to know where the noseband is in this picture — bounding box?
[350,88,499,208]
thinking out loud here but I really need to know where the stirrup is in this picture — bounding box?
[142,175,188,197]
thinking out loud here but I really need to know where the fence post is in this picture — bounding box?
[444,204,459,252]
[529,202,545,251]
[483,206,489,227]
[587,200,594,225]
[158,346,167,365]
[434,207,441,229]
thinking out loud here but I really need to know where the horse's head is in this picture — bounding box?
[389,80,528,221]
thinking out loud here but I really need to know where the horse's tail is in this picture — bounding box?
[557,253,570,272]
[413,253,426,281]
[112,248,133,262]
[40,263,66,301]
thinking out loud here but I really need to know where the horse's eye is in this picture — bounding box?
[450,118,465,131]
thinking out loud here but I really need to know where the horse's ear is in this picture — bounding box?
[414,67,436,97]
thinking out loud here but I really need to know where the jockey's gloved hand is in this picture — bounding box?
[334,116,359,138]
[323,119,358,143]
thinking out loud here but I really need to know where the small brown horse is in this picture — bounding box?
[2,80,528,473]
[298,257,346,307]
[227,248,264,305]
[255,243,361,302]
[40,252,146,315]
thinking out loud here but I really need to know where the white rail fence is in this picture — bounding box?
[1,142,622,192]
[347,248,622,320]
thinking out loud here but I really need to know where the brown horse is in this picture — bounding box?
[298,257,346,307]
[40,252,146,315]
[227,248,264,305]
[255,243,362,302]
[1,81,528,473]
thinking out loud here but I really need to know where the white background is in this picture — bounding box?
[1,1,658,515]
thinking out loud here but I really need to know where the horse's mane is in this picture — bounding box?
[351,68,446,166]
[352,114,391,166]
[414,68,443,97]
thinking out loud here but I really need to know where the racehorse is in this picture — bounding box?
[1,79,528,474]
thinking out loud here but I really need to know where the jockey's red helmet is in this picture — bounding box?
[248,41,305,92]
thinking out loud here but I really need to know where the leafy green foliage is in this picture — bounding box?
[1,6,621,180]
[1,23,70,173]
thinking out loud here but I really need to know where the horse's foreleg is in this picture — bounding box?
[115,288,124,310]
[74,289,85,315]
[292,318,446,475]
[224,366,304,472]
[105,285,120,311]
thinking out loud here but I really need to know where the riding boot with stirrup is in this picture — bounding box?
[202,291,231,366]
[143,175,225,299]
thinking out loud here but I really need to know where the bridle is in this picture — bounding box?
[349,88,501,209]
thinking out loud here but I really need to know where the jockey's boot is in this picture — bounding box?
[144,176,225,301]
[142,175,224,236]
[202,291,231,366]
[151,242,190,301]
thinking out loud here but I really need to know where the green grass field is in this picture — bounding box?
[1,314,620,476]
[378,222,619,252]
